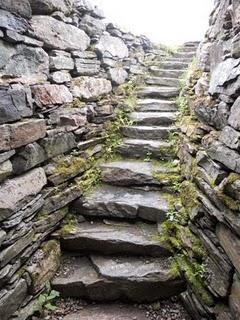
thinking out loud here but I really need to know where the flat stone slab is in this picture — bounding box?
[100,160,176,186]
[174,51,196,58]
[130,112,176,126]
[52,255,185,302]
[59,219,170,256]
[146,77,180,87]
[161,61,189,70]
[122,125,177,140]
[72,184,168,222]
[137,99,177,112]
[137,86,179,98]
[149,68,183,78]
[117,138,173,160]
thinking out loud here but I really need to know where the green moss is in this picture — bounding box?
[57,214,78,236]
[180,181,199,213]
[217,190,240,211]
[71,98,85,108]
[53,156,88,176]
[42,240,59,255]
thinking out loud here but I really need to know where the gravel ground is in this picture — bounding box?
[44,296,192,320]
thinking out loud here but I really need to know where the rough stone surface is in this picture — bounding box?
[229,274,240,319]
[108,67,128,85]
[0,9,29,34]
[30,16,90,51]
[96,34,129,59]
[32,84,73,106]
[228,97,240,130]
[79,14,106,37]
[0,0,32,18]
[29,0,73,15]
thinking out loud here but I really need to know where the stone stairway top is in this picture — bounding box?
[72,184,168,222]
[138,86,180,98]
[100,159,178,186]
[130,112,177,126]
[58,219,171,256]
[122,125,178,140]
[52,254,185,302]
[137,99,177,112]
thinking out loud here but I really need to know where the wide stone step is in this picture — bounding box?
[164,57,193,63]
[72,184,168,222]
[137,99,177,112]
[117,138,173,160]
[100,159,178,187]
[52,255,185,302]
[57,219,171,256]
[161,61,189,70]
[149,67,183,78]
[174,51,196,58]
[146,77,180,87]
[122,125,177,140]
[137,86,179,98]
[130,112,176,126]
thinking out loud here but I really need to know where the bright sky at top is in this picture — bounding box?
[92,0,215,46]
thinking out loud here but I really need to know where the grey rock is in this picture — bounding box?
[74,0,93,13]
[5,30,44,47]
[130,111,176,126]
[74,58,101,76]
[30,16,90,51]
[49,50,74,71]
[72,184,168,222]
[0,150,15,164]
[32,84,73,107]
[137,99,177,112]
[108,67,128,85]
[229,274,240,319]
[228,97,240,130]
[0,279,27,320]
[34,207,68,233]
[137,86,179,99]
[207,140,240,173]
[0,0,32,18]
[79,14,106,37]
[71,77,112,101]
[12,142,46,174]
[96,33,129,59]
[117,138,173,160]
[122,125,177,140]
[0,85,33,125]
[146,77,180,87]
[29,0,73,15]
[149,67,183,78]
[100,160,177,187]
[0,40,49,85]
[219,126,240,150]
[59,220,170,256]
[0,9,29,34]
[0,167,47,222]
[232,34,240,58]
[40,132,76,158]
[161,61,189,70]
[0,230,6,247]
[50,71,71,84]
[0,160,12,182]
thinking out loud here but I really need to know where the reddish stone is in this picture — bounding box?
[32,84,73,106]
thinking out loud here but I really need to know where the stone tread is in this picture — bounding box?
[117,138,173,159]
[130,112,177,126]
[100,159,178,186]
[160,61,189,70]
[72,184,168,222]
[149,67,184,78]
[122,125,178,140]
[138,86,180,98]
[52,255,185,302]
[58,219,171,256]
[146,77,180,87]
[137,99,177,112]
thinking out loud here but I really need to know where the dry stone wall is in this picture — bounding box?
[179,1,240,319]
[0,1,154,319]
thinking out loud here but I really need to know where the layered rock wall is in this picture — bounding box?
[0,1,155,319]
[180,1,240,319]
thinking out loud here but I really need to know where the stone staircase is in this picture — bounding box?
[52,42,198,304]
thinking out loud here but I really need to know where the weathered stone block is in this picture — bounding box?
[40,132,76,158]
[219,126,240,150]
[229,274,240,319]
[30,16,90,51]
[0,0,32,18]
[74,58,101,76]
[49,50,74,71]
[108,67,128,85]
[0,9,29,34]
[0,167,47,221]
[79,14,106,37]
[29,0,73,15]
[228,97,240,130]
[32,84,73,107]
[96,33,129,59]
[50,71,71,84]
[71,76,112,101]
[0,160,12,183]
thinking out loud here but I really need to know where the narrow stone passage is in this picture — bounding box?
[51,42,199,319]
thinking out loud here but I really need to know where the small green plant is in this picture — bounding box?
[35,282,60,317]
[144,151,153,162]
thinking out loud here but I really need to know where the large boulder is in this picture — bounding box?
[71,76,112,101]
[32,84,73,107]
[96,33,129,59]
[0,0,32,19]
[0,40,49,85]
[29,0,73,15]
[79,14,106,37]
[0,9,29,34]
[0,167,47,222]
[30,16,90,51]
[108,67,128,85]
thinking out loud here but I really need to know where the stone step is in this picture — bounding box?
[137,86,179,98]
[52,255,185,302]
[174,51,196,58]
[58,219,171,256]
[149,67,183,78]
[100,159,178,187]
[72,184,168,222]
[161,61,189,70]
[130,112,176,126]
[137,99,177,112]
[122,125,177,140]
[117,138,173,160]
[146,76,180,87]
[164,57,193,63]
